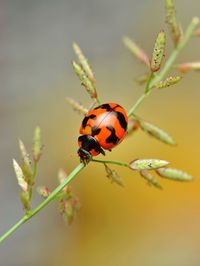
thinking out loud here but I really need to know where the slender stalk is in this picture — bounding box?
[29,161,38,202]
[33,161,38,180]
[95,97,101,105]
[128,93,147,117]
[0,163,85,243]
[0,216,27,243]
[92,159,129,168]
[128,17,199,118]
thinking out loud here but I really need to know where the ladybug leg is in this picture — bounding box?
[78,147,92,164]
[96,145,105,156]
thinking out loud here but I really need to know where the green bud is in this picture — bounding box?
[140,170,162,190]
[130,159,169,170]
[151,31,166,72]
[123,36,150,66]
[19,140,33,184]
[58,168,68,184]
[104,164,124,187]
[20,191,30,212]
[72,61,97,99]
[153,76,182,89]
[139,119,176,145]
[37,186,51,198]
[73,42,95,84]
[13,159,28,192]
[66,97,88,115]
[165,0,182,45]
[156,167,194,181]
[176,62,200,73]
[33,127,42,162]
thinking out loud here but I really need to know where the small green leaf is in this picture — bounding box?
[140,170,162,190]
[20,191,30,212]
[139,120,176,145]
[73,42,95,84]
[33,126,42,162]
[72,61,97,99]
[66,97,88,115]
[104,164,124,186]
[130,159,169,170]
[151,31,166,72]
[156,167,194,181]
[165,0,182,45]
[13,159,28,192]
[153,76,182,89]
[123,36,150,66]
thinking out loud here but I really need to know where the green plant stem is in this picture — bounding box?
[95,97,101,105]
[92,159,129,168]
[127,93,147,117]
[0,162,85,243]
[33,161,37,179]
[29,161,38,202]
[128,17,199,118]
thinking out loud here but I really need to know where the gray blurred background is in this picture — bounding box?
[0,1,200,265]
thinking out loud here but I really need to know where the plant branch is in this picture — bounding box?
[0,163,85,243]
[128,17,199,118]
[92,158,129,168]
[29,161,38,203]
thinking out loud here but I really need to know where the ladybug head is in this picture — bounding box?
[78,135,105,162]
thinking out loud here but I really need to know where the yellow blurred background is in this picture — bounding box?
[0,0,200,265]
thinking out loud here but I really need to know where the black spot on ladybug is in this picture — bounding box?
[91,126,101,136]
[114,111,127,131]
[106,125,119,144]
[94,104,110,111]
[95,103,118,111]
[82,114,96,128]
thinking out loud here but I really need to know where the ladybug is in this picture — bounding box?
[78,103,128,161]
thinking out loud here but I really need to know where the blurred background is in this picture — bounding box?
[0,0,200,265]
